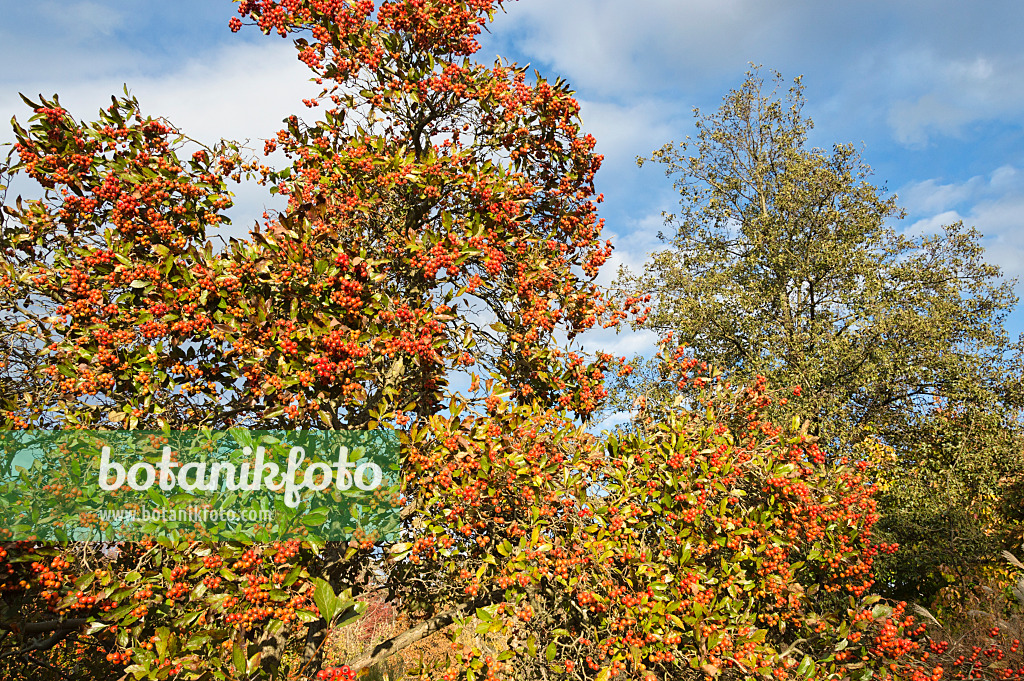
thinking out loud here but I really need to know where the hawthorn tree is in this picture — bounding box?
[569,349,914,681]
[614,67,1024,606]
[0,0,616,678]
[421,344,1024,681]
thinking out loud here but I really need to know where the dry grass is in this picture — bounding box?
[320,597,509,679]
[914,554,1024,676]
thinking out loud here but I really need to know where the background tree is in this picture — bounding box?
[615,67,1024,606]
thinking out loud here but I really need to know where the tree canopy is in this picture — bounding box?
[0,0,615,677]
[615,67,1024,604]
[620,69,1022,442]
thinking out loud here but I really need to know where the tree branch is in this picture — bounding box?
[0,618,87,659]
[348,594,496,672]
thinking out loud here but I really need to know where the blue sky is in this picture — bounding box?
[3,0,1024,360]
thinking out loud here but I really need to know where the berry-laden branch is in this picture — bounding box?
[0,1,622,680]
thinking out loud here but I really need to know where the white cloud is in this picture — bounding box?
[888,95,974,147]
[594,210,667,285]
[577,210,669,362]
[490,0,1024,96]
[489,0,785,96]
[898,177,982,215]
[905,210,963,238]
[0,0,149,82]
[1,41,318,150]
[885,53,1024,147]
[578,98,688,169]
[964,196,1024,280]
[581,326,660,358]
[989,165,1022,192]
[1,39,322,239]
[484,0,1024,152]
[901,165,1024,214]
[35,1,126,38]
[901,166,1024,279]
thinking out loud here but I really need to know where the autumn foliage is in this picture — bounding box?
[0,0,613,677]
[0,2,1022,681]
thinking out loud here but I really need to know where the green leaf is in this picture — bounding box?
[871,604,893,620]
[155,627,170,659]
[312,577,338,621]
[232,630,245,675]
[302,508,329,526]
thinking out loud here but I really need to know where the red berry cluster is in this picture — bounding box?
[272,539,301,564]
[232,548,258,571]
[318,665,355,681]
